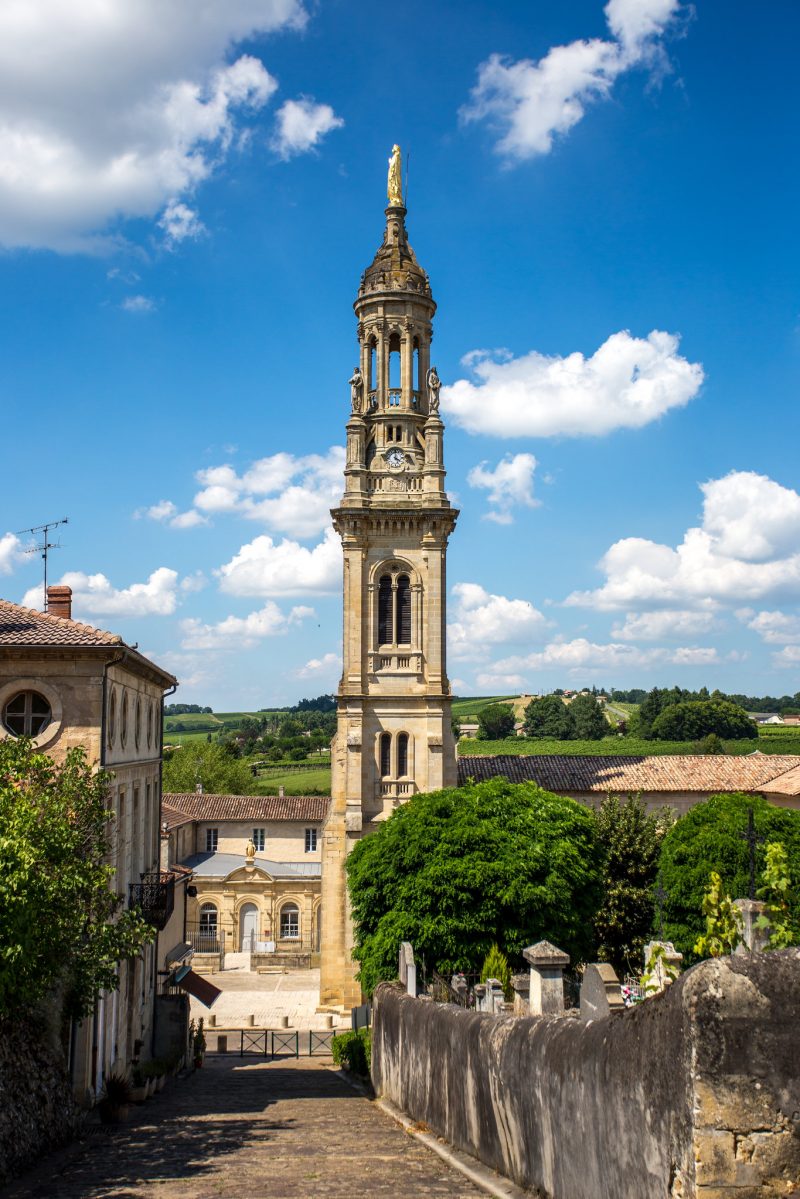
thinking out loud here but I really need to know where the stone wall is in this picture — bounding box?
[372,950,800,1198]
[0,1011,79,1185]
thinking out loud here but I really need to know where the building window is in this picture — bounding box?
[376,567,413,647]
[397,732,409,777]
[120,693,129,749]
[199,903,218,949]
[253,828,266,852]
[107,690,116,748]
[378,575,393,644]
[134,698,141,749]
[2,691,52,737]
[206,827,218,852]
[280,903,300,940]
[146,701,154,750]
[305,828,317,853]
[380,732,391,779]
[397,575,411,643]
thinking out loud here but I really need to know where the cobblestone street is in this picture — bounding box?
[2,1057,486,1199]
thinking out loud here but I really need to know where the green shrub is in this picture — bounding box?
[523,695,574,740]
[480,944,512,999]
[650,700,756,742]
[331,1028,371,1076]
[477,703,516,740]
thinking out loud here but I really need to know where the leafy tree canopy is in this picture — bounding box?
[650,699,756,742]
[477,703,516,740]
[593,794,672,975]
[163,740,255,795]
[0,738,154,1017]
[570,693,610,740]
[523,695,574,740]
[346,778,604,994]
[658,792,800,961]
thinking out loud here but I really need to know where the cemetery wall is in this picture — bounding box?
[372,950,800,1198]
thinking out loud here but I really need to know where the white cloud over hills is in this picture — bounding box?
[181,601,312,649]
[448,582,550,661]
[443,331,703,438]
[461,0,685,162]
[0,1,343,251]
[216,526,340,597]
[22,567,180,618]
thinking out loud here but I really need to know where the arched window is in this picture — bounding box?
[380,732,391,778]
[397,575,411,643]
[120,693,129,749]
[2,690,52,737]
[388,331,401,396]
[199,903,218,950]
[378,575,393,644]
[146,701,154,749]
[369,340,377,394]
[134,697,141,749]
[413,337,420,395]
[107,690,116,749]
[397,732,409,777]
[280,903,300,940]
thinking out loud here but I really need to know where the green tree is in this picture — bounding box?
[757,842,799,949]
[0,738,154,1017]
[346,778,604,994]
[650,699,756,742]
[658,793,800,961]
[569,693,609,741]
[480,944,512,1000]
[477,703,517,740]
[593,794,672,975]
[694,872,742,958]
[162,741,255,795]
[522,695,575,740]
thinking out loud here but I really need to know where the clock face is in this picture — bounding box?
[385,448,405,468]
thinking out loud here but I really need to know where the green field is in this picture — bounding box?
[451,695,515,720]
[251,768,332,796]
[459,731,800,756]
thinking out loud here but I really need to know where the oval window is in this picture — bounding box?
[2,691,52,737]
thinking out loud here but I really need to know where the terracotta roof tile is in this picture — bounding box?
[161,802,195,831]
[163,792,331,822]
[0,597,124,647]
[759,764,800,796]
[457,754,800,795]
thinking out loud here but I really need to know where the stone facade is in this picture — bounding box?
[320,152,458,1009]
[0,589,176,1104]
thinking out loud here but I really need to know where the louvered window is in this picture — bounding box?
[380,732,391,778]
[397,733,409,777]
[397,575,411,643]
[378,575,393,644]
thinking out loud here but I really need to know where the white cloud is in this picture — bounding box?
[0,533,26,576]
[443,331,703,438]
[461,0,682,162]
[180,572,208,594]
[568,472,800,610]
[216,526,340,597]
[272,97,344,159]
[122,295,156,314]
[467,453,539,523]
[141,499,208,529]
[611,608,717,641]
[22,567,180,617]
[181,601,312,649]
[740,609,800,645]
[163,446,346,538]
[159,200,205,245]
[773,646,800,669]
[487,637,719,680]
[448,582,550,661]
[297,651,342,679]
[0,3,303,251]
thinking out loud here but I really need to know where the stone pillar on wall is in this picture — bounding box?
[511,973,530,1017]
[643,940,683,993]
[733,899,770,953]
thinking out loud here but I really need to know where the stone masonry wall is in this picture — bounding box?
[0,1010,79,1185]
[372,951,800,1199]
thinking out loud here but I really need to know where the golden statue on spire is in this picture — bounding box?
[387,144,403,206]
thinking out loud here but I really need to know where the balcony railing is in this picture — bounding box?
[129,871,175,931]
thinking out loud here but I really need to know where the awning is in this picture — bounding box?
[168,965,221,1008]
[166,941,192,965]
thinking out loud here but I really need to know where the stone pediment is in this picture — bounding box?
[224,865,274,884]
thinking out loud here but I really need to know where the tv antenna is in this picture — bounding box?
[16,518,69,611]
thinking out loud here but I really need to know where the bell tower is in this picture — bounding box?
[319,147,458,1009]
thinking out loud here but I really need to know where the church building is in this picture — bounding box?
[320,147,459,1009]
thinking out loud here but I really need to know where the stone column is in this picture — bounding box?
[524,941,570,1015]
[511,973,530,1017]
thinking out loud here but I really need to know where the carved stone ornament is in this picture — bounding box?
[387,477,407,492]
[428,736,443,750]
[346,730,362,749]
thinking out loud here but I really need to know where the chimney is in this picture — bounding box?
[278,786,285,798]
[47,585,72,620]
[195,781,203,795]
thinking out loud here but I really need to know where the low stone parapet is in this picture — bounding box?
[372,950,800,1198]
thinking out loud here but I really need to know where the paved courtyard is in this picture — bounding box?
[191,963,346,1032]
[2,1057,486,1199]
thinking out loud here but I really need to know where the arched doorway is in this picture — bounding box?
[239,903,258,952]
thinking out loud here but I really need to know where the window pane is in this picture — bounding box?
[380,732,391,778]
[3,691,51,738]
[397,575,411,643]
[378,575,393,644]
[397,733,409,777]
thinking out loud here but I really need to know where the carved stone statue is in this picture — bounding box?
[348,366,363,413]
[427,365,441,413]
[387,144,403,206]
[245,838,256,863]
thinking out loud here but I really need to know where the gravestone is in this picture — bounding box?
[524,941,570,1015]
[733,899,771,953]
[398,941,417,996]
[580,963,624,1021]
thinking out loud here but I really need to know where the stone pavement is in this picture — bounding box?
[2,1056,487,1199]
[192,967,346,1032]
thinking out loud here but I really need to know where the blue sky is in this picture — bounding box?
[2,0,799,707]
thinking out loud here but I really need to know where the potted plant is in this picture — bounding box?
[193,1017,206,1068]
[98,1072,132,1124]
